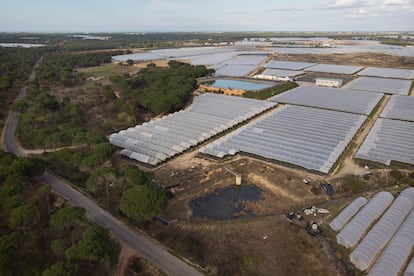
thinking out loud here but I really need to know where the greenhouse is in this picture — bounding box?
[200,105,367,173]
[269,86,383,115]
[336,191,394,248]
[110,93,276,165]
[350,188,414,271]
[368,207,414,275]
[355,119,414,166]
[329,197,368,231]
[405,257,414,276]
[380,95,414,122]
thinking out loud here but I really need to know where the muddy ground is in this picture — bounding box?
[150,152,413,275]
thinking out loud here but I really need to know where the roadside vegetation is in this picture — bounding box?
[0,47,41,123]
[9,50,191,227]
[0,150,120,275]
[243,81,298,100]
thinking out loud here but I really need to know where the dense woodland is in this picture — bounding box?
[0,48,42,122]
[36,51,125,86]
[0,150,120,275]
[111,60,214,114]
[2,32,411,51]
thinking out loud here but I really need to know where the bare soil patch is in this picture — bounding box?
[270,52,414,68]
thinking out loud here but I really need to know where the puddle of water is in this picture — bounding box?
[190,184,262,220]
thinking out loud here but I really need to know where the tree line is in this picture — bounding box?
[0,47,42,122]
[111,60,214,114]
[35,51,124,86]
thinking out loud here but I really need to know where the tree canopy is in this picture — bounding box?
[49,206,85,232]
[119,184,167,221]
[65,225,119,267]
[42,260,79,276]
[111,61,213,114]
[36,51,123,86]
[8,204,39,230]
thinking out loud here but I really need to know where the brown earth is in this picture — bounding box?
[151,150,414,275]
[270,52,414,68]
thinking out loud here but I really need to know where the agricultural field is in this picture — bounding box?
[2,32,414,275]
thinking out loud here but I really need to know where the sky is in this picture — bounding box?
[0,0,413,32]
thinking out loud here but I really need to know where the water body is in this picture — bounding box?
[190,184,262,220]
[0,43,45,48]
[206,79,274,91]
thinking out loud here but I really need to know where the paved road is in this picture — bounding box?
[2,56,41,156]
[37,172,202,276]
[2,110,27,157]
[1,57,203,276]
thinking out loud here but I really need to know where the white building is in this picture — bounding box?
[253,74,292,81]
[315,78,343,88]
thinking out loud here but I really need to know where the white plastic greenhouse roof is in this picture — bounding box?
[405,257,414,276]
[269,86,383,115]
[214,64,258,77]
[344,77,412,95]
[381,95,414,122]
[350,188,414,271]
[368,194,414,275]
[358,67,414,80]
[329,197,368,232]
[355,119,414,166]
[305,64,363,75]
[262,68,304,77]
[223,54,267,66]
[112,47,235,62]
[200,105,367,173]
[264,60,315,70]
[336,191,394,248]
[109,93,276,165]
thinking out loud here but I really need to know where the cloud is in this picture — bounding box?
[383,0,413,4]
[322,0,371,9]
[224,10,249,15]
[147,0,178,11]
[320,0,414,18]
[263,7,304,12]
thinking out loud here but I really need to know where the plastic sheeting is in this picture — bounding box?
[404,257,414,276]
[264,60,315,70]
[200,105,367,173]
[305,64,363,75]
[368,203,414,275]
[336,191,394,248]
[329,197,368,231]
[358,67,414,80]
[269,86,383,115]
[262,68,304,77]
[355,119,414,166]
[380,95,414,122]
[344,77,412,95]
[350,188,414,271]
[110,93,276,165]
[214,64,258,77]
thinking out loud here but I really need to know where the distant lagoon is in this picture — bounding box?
[0,43,45,48]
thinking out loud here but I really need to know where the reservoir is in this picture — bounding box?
[206,79,274,91]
